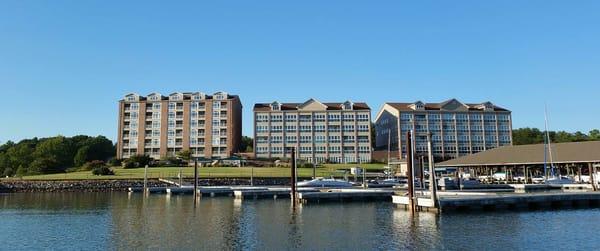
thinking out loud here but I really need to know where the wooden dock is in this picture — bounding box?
[298,189,394,203]
[234,188,319,199]
[393,192,600,212]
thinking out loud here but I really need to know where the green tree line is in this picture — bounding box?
[513,128,600,145]
[0,135,115,177]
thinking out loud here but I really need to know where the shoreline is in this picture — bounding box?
[0,178,291,193]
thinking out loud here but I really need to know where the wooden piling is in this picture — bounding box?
[143,164,148,195]
[291,148,298,205]
[427,133,438,208]
[193,160,198,201]
[406,131,415,212]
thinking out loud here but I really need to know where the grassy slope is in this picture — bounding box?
[6,163,385,180]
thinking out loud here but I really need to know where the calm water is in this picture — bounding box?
[1,192,599,250]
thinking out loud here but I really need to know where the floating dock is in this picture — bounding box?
[234,188,319,199]
[298,189,394,203]
[393,191,600,212]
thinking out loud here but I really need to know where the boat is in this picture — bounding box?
[367,178,402,188]
[542,106,574,185]
[297,178,354,188]
[545,176,574,185]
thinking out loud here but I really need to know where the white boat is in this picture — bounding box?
[545,176,574,185]
[297,178,353,188]
[368,178,402,188]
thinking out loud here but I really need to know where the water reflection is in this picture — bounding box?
[1,193,600,250]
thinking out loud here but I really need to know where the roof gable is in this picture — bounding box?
[298,98,328,111]
[440,99,469,111]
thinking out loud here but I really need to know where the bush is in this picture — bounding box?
[81,160,106,171]
[92,166,114,176]
[122,155,152,169]
[298,163,314,169]
[108,158,122,167]
[122,160,136,169]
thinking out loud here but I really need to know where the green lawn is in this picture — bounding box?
[5,163,385,181]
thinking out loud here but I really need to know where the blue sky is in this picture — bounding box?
[1,1,599,143]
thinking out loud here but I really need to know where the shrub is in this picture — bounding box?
[92,166,114,176]
[81,160,106,171]
[108,158,122,167]
[122,160,136,169]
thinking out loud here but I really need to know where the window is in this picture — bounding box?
[214,92,227,100]
[315,135,326,143]
[357,113,369,121]
[300,136,312,143]
[286,136,297,143]
[400,113,412,121]
[256,113,269,122]
[285,114,297,121]
[286,125,297,132]
[299,125,311,132]
[343,101,353,110]
[328,114,340,121]
[271,114,283,122]
[314,114,326,121]
[271,102,280,111]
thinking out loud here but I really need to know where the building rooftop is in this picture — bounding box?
[437,141,600,167]
[385,99,510,112]
[254,98,370,111]
[120,92,239,101]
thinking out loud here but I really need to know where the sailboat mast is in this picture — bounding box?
[544,104,556,177]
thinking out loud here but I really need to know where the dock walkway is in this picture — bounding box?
[393,192,600,212]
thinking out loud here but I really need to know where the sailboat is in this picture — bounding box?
[544,105,574,185]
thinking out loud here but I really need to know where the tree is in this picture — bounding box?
[177,150,192,161]
[33,136,73,173]
[512,128,545,145]
[74,146,91,167]
[589,130,600,140]
[240,136,254,152]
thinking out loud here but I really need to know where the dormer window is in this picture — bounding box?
[125,93,139,102]
[271,102,281,111]
[480,102,494,111]
[342,101,353,110]
[411,101,425,110]
[214,92,227,100]
[169,93,182,101]
[148,93,161,101]
[192,92,205,100]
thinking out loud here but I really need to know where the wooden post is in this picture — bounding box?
[291,148,297,205]
[427,133,438,208]
[312,159,317,179]
[361,157,367,189]
[193,160,198,201]
[406,131,415,212]
[143,164,148,194]
[590,163,597,191]
[251,165,254,186]
[419,156,425,190]
[178,166,183,187]
[578,166,582,184]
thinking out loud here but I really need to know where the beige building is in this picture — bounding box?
[253,99,372,163]
[374,99,512,160]
[117,92,242,160]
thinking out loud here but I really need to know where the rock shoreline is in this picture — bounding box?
[0,178,291,192]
